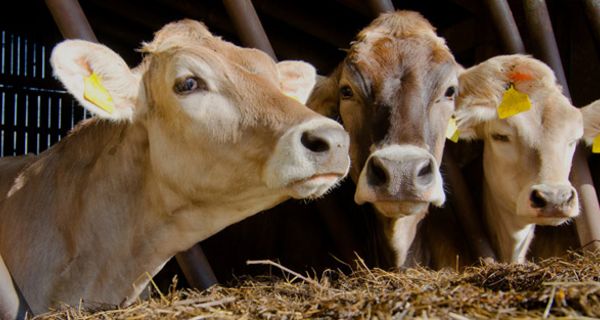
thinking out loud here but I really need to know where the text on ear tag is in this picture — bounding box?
[593,135,600,153]
[497,85,531,119]
[446,117,460,143]
[84,72,115,114]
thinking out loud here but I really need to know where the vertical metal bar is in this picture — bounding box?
[583,0,600,50]
[522,0,570,99]
[522,0,600,251]
[175,246,218,290]
[44,0,97,42]
[222,0,276,59]
[484,0,526,53]
[443,149,497,261]
[367,0,394,16]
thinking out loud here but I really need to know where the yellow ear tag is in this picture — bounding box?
[592,135,600,153]
[84,72,115,114]
[446,117,460,143]
[284,92,301,103]
[497,85,531,119]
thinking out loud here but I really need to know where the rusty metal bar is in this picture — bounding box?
[443,149,497,261]
[522,0,600,251]
[222,0,276,59]
[175,245,218,290]
[483,0,526,53]
[584,0,600,49]
[522,0,570,99]
[367,0,394,16]
[44,0,97,42]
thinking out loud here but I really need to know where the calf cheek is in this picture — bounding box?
[341,104,371,182]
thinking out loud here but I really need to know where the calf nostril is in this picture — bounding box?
[367,157,388,187]
[301,131,330,153]
[530,190,547,209]
[417,161,433,178]
[566,190,576,204]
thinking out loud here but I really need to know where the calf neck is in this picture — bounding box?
[0,20,349,313]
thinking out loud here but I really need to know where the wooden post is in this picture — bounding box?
[483,0,526,54]
[522,0,600,251]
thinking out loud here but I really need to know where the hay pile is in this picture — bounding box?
[38,251,599,319]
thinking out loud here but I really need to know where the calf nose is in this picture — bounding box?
[300,127,347,155]
[529,185,576,211]
[366,155,435,194]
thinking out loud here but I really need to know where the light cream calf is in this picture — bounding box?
[0,20,350,313]
[456,54,586,263]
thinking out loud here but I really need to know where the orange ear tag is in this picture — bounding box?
[497,84,531,119]
[592,135,600,153]
[446,117,460,143]
[84,72,115,114]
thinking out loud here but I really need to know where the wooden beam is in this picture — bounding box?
[222,0,276,59]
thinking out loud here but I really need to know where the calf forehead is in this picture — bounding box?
[506,96,582,148]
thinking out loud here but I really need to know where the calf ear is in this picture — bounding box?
[580,99,600,146]
[50,40,139,121]
[276,61,317,104]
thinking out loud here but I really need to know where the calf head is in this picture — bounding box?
[309,11,460,218]
[456,55,583,226]
[51,20,350,209]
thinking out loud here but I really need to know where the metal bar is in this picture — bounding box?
[522,0,570,99]
[484,0,526,53]
[175,245,218,290]
[44,0,97,42]
[367,0,394,16]
[583,0,600,49]
[443,149,497,261]
[572,148,600,251]
[522,0,600,251]
[222,0,276,59]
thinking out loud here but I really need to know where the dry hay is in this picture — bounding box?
[36,250,600,319]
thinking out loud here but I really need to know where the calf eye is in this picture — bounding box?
[491,133,510,142]
[340,85,354,99]
[444,86,456,98]
[174,76,206,94]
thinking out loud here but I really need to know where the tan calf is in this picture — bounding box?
[455,54,592,263]
[310,11,460,266]
[0,20,349,313]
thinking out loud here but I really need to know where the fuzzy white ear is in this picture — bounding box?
[50,40,139,121]
[276,61,317,104]
[580,99,600,146]
[454,99,497,140]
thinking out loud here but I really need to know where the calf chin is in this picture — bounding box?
[373,200,430,218]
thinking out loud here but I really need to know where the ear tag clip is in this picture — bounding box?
[84,72,115,114]
[446,116,460,143]
[497,84,531,119]
[592,135,600,153]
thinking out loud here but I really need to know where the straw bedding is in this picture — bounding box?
[37,250,600,319]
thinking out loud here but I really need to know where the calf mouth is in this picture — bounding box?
[287,172,346,199]
[372,200,430,218]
